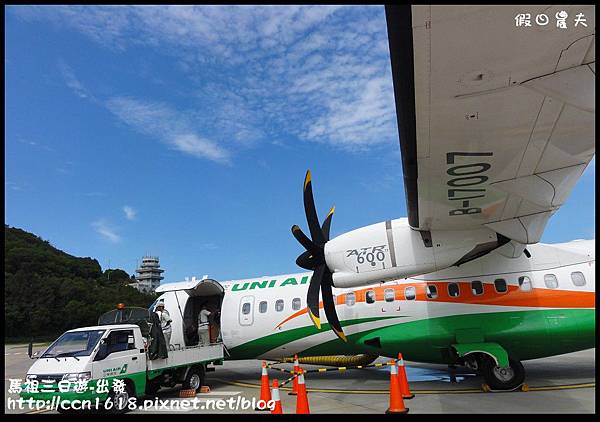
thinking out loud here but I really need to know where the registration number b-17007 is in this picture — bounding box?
[446,151,493,216]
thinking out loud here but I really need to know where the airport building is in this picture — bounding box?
[130,256,164,293]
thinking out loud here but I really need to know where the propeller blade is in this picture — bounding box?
[321,270,347,342]
[295,250,315,270]
[303,170,326,246]
[291,225,316,252]
[321,206,335,242]
[307,264,325,330]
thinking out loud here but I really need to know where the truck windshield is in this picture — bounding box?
[42,330,106,358]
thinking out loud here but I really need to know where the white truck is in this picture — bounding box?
[21,278,226,412]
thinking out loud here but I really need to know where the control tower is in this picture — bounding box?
[131,256,164,293]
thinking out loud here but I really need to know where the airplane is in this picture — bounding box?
[153,5,595,391]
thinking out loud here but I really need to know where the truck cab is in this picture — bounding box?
[22,323,148,411]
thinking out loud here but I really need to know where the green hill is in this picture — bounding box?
[4,225,158,342]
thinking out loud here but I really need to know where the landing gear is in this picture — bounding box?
[480,356,525,391]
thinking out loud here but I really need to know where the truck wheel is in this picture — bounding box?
[105,383,136,413]
[481,356,525,391]
[145,380,161,396]
[183,366,205,393]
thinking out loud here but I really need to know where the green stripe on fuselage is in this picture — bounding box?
[228,309,595,363]
[227,316,404,359]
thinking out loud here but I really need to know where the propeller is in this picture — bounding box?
[291,170,347,342]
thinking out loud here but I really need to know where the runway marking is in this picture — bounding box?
[217,379,595,395]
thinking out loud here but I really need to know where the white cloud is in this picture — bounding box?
[92,219,121,243]
[123,205,136,220]
[16,6,398,153]
[105,96,231,164]
[57,60,93,100]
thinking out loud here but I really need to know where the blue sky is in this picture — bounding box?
[5,6,595,283]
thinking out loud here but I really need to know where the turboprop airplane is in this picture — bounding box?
[153,5,595,391]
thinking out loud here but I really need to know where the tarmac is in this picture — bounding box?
[4,344,595,414]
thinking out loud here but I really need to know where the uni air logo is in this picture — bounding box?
[231,276,310,291]
[103,363,128,377]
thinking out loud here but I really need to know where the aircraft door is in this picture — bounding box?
[239,296,255,326]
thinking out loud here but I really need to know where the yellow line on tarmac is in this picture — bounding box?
[26,408,52,414]
[527,383,596,392]
[217,379,595,395]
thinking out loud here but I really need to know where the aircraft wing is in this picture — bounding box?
[386,5,595,244]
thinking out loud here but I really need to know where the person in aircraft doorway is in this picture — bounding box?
[197,307,212,346]
[155,299,172,347]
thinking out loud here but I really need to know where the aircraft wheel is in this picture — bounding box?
[481,356,525,391]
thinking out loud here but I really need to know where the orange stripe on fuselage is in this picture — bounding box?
[274,281,595,329]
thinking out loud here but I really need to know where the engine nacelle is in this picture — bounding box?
[325,218,502,288]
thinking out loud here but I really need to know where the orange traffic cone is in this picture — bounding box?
[271,379,283,414]
[397,353,414,399]
[386,359,408,414]
[256,361,272,411]
[295,368,310,414]
[289,354,299,395]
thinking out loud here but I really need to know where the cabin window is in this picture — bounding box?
[345,292,356,306]
[518,276,532,292]
[292,297,302,311]
[242,303,251,315]
[426,284,438,299]
[494,278,508,293]
[471,281,484,296]
[259,301,268,313]
[448,283,460,297]
[275,299,284,312]
[404,286,416,301]
[571,271,586,286]
[366,290,376,304]
[384,288,395,302]
[544,274,558,289]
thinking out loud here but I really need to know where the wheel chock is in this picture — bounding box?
[521,384,529,392]
[481,384,491,392]
[179,388,197,398]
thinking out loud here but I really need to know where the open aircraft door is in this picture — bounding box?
[155,277,225,347]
